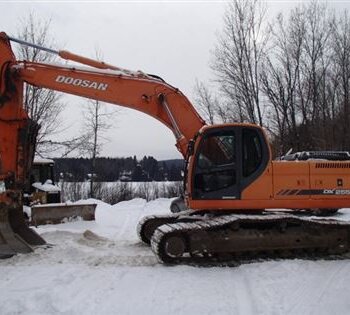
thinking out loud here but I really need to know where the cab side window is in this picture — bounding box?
[194,131,236,198]
[242,128,262,177]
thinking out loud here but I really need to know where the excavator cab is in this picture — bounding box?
[191,125,269,201]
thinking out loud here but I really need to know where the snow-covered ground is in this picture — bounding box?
[1,199,350,315]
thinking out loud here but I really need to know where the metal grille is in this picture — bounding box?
[315,163,350,169]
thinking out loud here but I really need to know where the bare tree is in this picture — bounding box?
[260,9,305,154]
[16,13,65,156]
[260,2,339,154]
[208,1,350,154]
[331,10,350,149]
[194,80,218,124]
[80,48,119,198]
[81,98,118,198]
[297,2,333,149]
[212,0,268,126]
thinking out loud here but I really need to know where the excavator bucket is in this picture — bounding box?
[0,202,45,259]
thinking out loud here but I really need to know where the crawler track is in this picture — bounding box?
[138,212,350,265]
[137,210,196,245]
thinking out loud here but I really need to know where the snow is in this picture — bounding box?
[32,180,61,193]
[23,205,31,218]
[33,157,55,164]
[2,199,350,315]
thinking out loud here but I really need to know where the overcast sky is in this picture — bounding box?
[2,0,349,160]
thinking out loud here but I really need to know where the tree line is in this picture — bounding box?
[54,156,184,182]
[196,1,350,157]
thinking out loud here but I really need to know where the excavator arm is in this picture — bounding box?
[0,32,205,157]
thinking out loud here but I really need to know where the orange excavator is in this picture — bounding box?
[1,32,350,263]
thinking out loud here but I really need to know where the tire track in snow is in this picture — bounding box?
[287,260,350,315]
[230,267,258,315]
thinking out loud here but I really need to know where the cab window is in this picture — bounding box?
[193,131,236,198]
[242,128,262,177]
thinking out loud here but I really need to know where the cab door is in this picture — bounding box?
[192,128,238,200]
[191,126,269,201]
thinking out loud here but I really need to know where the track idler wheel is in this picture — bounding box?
[151,228,188,264]
[164,235,186,258]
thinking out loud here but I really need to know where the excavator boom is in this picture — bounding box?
[1,32,205,156]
